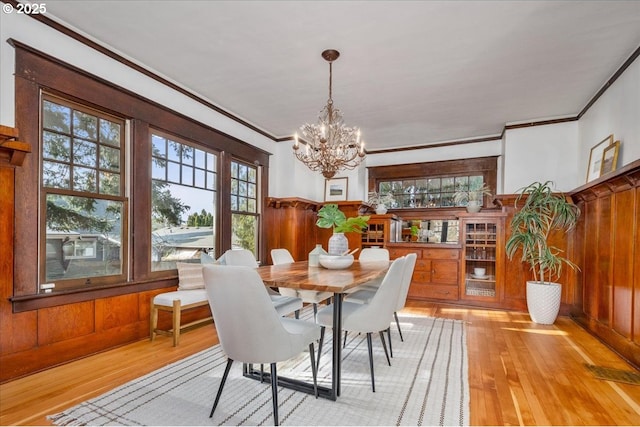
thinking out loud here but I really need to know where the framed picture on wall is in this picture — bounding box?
[600,140,621,176]
[586,134,613,182]
[324,177,348,201]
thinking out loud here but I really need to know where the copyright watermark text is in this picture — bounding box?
[3,3,47,14]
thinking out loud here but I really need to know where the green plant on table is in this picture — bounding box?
[316,204,370,233]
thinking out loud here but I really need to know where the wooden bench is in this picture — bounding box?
[150,290,212,346]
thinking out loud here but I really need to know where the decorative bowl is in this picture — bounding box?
[319,254,354,269]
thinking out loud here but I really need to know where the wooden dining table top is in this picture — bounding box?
[256,260,390,294]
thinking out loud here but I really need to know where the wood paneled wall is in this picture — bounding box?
[570,160,640,367]
[263,198,364,263]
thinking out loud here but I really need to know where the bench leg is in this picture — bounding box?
[172,299,181,346]
[150,304,159,342]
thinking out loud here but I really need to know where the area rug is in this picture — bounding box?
[49,313,468,426]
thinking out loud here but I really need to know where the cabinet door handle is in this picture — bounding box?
[432,270,436,274]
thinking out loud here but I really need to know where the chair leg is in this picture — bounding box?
[386,326,393,358]
[312,303,318,321]
[379,330,391,366]
[308,343,318,398]
[210,358,233,418]
[366,333,375,392]
[343,330,348,347]
[294,309,300,319]
[172,299,181,346]
[149,304,158,341]
[270,363,279,426]
[317,326,325,371]
[394,311,404,342]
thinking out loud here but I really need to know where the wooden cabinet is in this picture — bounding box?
[361,214,399,249]
[459,213,506,303]
[388,245,460,301]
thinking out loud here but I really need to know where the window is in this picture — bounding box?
[150,131,218,271]
[230,160,259,256]
[379,175,485,208]
[368,157,498,210]
[14,46,271,306]
[41,95,127,289]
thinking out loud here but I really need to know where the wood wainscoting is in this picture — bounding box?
[570,159,640,368]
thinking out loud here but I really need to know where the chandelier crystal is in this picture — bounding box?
[293,49,365,179]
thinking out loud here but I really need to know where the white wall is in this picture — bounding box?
[0,11,276,158]
[503,122,579,193]
[578,55,640,177]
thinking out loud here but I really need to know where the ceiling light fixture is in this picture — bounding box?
[293,49,365,179]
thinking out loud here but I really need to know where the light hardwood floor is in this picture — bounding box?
[1,301,639,426]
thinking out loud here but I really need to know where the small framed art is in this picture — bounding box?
[324,177,348,202]
[600,140,620,176]
[586,134,613,182]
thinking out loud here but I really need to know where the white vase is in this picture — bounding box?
[375,204,388,214]
[308,244,327,267]
[526,281,562,324]
[328,232,348,255]
[466,200,482,213]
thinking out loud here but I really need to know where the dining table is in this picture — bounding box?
[252,259,390,401]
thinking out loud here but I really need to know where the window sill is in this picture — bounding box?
[10,277,178,313]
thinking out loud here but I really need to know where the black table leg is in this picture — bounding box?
[332,292,343,397]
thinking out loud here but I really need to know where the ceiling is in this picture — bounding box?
[41,1,640,151]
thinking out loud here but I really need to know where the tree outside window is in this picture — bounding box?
[230,160,259,257]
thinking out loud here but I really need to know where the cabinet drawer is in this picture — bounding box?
[414,259,432,271]
[388,248,420,259]
[431,260,458,285]
[422,248,459,260]
[412,271,431,283]
[410,283,458,301]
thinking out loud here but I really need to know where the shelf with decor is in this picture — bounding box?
[360,214,400,249]
[459,212,506,301]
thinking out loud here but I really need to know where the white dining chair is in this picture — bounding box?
[344,247,391,295]
[343,253,416,356]
[223,249,303,318]
[315,256,406,392]
[393,253,417,342]
[271,248,333,320]
[202,265,320,426]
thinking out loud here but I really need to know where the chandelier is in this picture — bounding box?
[293,49,365,179]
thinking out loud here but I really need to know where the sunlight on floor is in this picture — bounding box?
[501,327,568,336]
[440,307,511,320]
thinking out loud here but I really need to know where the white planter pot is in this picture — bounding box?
[526,281,562,324]
[375,204,388,215]
[466,200,482,213]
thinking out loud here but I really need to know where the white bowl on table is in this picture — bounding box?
[319,254,354,269]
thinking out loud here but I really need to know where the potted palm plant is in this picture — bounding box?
[453,182,493,213]
[505,181,580,324]
[316,204,369,255]
[366,191,396,214]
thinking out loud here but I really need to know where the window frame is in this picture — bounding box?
[39,93,129,290]
[230,158,261,258]
[149,129,220,273]
[11,41,271,311]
